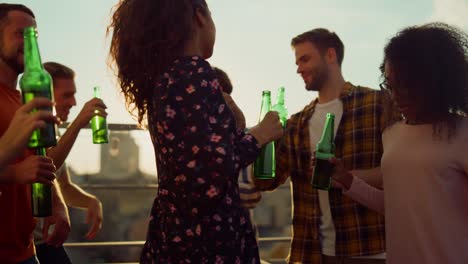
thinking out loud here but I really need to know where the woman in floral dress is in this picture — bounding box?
[108,0,283,263]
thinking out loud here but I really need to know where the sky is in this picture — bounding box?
[6,0,468,175]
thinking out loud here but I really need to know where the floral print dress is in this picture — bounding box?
[140,56,261,264]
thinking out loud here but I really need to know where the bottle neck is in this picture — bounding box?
[23,27,43,72]
[276,94,285,105]
[276,87,285,105]
[317,116,335,152]
[93,87,101,98]
[259,93,271,120]
[36,147,47,156]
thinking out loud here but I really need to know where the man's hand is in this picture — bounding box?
[73,98,107,129]
[85,197,103,240]
[43,194,71,247]
[12,155,56,184]
[47,98,107,170]
[0,98,59,167]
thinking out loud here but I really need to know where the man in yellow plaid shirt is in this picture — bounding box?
[256,28,387,264]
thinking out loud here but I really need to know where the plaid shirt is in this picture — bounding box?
[256,82,386,264]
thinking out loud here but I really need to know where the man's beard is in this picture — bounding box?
[56,109,68,122]
[306,64,328,92]
[0,47,24,74]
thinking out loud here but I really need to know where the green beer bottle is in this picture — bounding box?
[272,86,288,128]
[20,27,55,217]
[31,147,52,217]
[311,113,336,190]
[253,91,275,179]
[19,26,57,148]
[91,86,109,144]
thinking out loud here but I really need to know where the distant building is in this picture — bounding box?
[101,131,140,180]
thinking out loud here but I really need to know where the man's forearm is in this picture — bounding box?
[47,121,81,169]
[61,182,97,209]
[57,166,97,209]
[52,180,68,213]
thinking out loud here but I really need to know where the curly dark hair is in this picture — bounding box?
[380,22,468,138]
[108,0,208,126]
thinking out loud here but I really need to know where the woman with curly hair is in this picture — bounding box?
[327,23,468,263]
[107,0,283,263]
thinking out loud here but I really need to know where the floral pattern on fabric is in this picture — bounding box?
[140,56,261,264]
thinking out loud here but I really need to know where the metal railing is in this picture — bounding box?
[64,237,291,248]
[60,122,142,131]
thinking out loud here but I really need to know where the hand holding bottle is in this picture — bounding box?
[91,86,109,144]
[272,86,288,128]
[0,98,58,168]
[20,26,57,216]
[311,153,353,190]
[252,90,281,179]
[73,98,108,129]
[249,111,283,146]
[11,155,56,184]
[20,26,57,149]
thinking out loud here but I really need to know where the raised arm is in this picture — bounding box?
[155,73,261,212]
[47,98,107,169]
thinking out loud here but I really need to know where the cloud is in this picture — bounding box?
[431,0,468,28]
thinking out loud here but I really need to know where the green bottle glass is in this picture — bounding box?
[31,147,52,217]
[253,90,275,179]
[311,113,336,190]
[19,26,57,148]
[91,86,109,144]
[272,86,288,128]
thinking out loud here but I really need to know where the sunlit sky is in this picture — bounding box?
[6,0,468,175]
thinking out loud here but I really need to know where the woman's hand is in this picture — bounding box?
[311,153,353,190]
[248,111,283,146]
